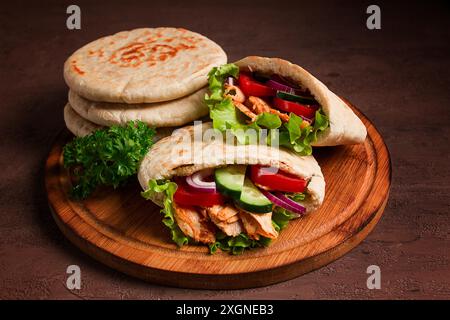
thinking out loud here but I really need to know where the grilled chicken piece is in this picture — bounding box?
[233,101,258,122]
[173,203,216,244]
[211,217,243,237]
[203,205,243,237]
[239,211,278,239]
[200,206,239,221]
[300,119,311,129]
[247,212,278,239]
[198,207,208,219]
[246,96,271,114]
[205,205,240,222]
[225,214,240,223]
[238,211,260,240]
[247,96,290,122]
[224,83,246,103]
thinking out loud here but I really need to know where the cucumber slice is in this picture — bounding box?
[215,165,247,199]
[237,177,273,213]
[276,91,317,105]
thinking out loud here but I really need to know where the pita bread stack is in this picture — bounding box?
[63,27,227,137]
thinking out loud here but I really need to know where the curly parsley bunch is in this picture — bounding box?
[63,121,155,199]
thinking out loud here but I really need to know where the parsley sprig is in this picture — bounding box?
[63,121,155,199]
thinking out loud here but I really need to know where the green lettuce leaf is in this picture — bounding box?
[141,179,189,247]
[205,63,241,132]
[209,98,241,132]
[288,192,306,202]
[209,232,271,255]
[205,63,330,156]
[255,112,282,129]
[272,207,298,232]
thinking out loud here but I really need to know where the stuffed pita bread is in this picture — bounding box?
[138,122,325,253]
[205,56,367,156]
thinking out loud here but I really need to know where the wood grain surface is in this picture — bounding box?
[45,104,391,289]
[1,0,449,299]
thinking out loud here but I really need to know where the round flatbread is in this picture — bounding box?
[68,88,208,127]
[138,122,325,213]
[235,56,367,146]
[64,102,175,140]
[64,28,227,103]
[64,103,101,137]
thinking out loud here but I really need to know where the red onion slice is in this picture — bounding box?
[300,115,314,122]
[274,192,306,214]
[266,79,297,95]
[267,77,317,101]
[271,74,301,88]
[225,76,235,85]
[261,190,306,217]
[185,169,216,193]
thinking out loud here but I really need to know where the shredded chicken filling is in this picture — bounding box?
[173,202,279,244]
[224,83,294,124]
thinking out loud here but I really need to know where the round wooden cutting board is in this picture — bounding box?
[45,102,391,289]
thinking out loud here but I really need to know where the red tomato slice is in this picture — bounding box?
[238,73,275,97]
[174,178,225,207]
[273,97,318,119]
[250,165,307,193]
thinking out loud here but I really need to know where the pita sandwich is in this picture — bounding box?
[64,27,227,104]
[205,56,367,156]
[235,56,367,146]
[138,122,325,251]
[68,88,208,127]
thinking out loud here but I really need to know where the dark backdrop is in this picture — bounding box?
[0,0,449,299]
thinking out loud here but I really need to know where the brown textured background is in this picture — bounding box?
[0,0,449,299]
